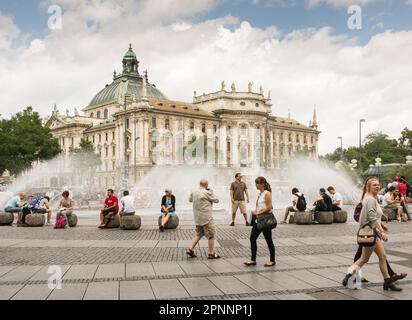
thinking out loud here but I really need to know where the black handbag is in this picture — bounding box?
[256,212,277,232]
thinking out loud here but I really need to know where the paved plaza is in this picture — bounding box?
[1,207,412,300]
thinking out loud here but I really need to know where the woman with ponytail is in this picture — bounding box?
[244,177,276,267]
[342,177,404,291]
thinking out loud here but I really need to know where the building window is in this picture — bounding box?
[105,147,108,157]
[104,109,108,119]
[152,117,157,129]
[62,138,65,146]
[311,136,314,144]
[213,125,217,133]
[92,136,95,143]
[240,101,246,106]
[105,133,108,141]
[112,132,115,140]
[99,134,101,143]
[201,124,206,133]
[255,103,259,108]
[97,111,101,119]
[304,135,307,144]
[112,146,116,156]
[165,119,170,130]
[177,119,183,131]
[112,161,116,170]
[190,121,194,130]
[71,138,74,147]
[152,140,157,149]
[280,132,284,141]
[288,133,292,142]
[90,112,94,118]
[240,124,247,137]
[126,119,130,129]
[296,135,299,143]
[105,161,108,171]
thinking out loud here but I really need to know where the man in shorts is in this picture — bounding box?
[186,179,220,259]
[119,190,135,223]
[230,173,250,226]
[98,189,119,228]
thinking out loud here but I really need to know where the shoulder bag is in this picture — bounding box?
[357,222,377,247]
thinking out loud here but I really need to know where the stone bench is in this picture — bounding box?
[67,214,78,227]
[0,212,14,226]
[26,214,45,227]
[315,211,333,224]
[333,210,348,223]
[158,215,179,229]
[99,213,120,228]
[382,208,397,221]
[120,215,141,230]
[294,211,312,225]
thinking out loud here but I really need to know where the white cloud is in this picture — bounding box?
[0,11,20,49]
[0,0,411,156]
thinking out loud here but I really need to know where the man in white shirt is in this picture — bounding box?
[327,186,343,211]
[120,190,135,216]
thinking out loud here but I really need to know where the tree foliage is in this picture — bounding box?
[0,107,60,175]
[324,130,410,172]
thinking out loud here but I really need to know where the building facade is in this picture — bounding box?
[46,45,320,189]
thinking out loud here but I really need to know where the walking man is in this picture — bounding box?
[186,179,220,259]
[230,173,250,226]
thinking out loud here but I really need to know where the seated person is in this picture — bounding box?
[4,192,26,216]
[312,188,332,222]
[159,188,176,232]
[120,190,135,221]
[327,186,343,211]
[20,194,50,226]
[382,186,403,222]
[57,191,75,228]
[393,189,409,222]
[98,189,119,228]
[282,188,303,224]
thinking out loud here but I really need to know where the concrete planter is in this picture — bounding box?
[333,210,348,223]
[316,211,334,224]
[120,215,141,230]
[382,208,397,221]
[294,211,312,225]
[106,214,120,228]
[67,214,78,227]
[0,212,14,226]
[158,215,179,229]
[26,214,45,227]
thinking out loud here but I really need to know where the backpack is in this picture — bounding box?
[54,215,67,229]
[354,202,362,222]
[27,196,43,211]
[296,194,307,211]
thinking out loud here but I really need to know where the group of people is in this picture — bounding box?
[4,191,74,228]
[281,186,343,224]
[380,176,411,222]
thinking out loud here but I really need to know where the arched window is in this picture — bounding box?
[165,119,170,130]
[97,111,101,119]
[90,112,94,118]
[104,109,108,119]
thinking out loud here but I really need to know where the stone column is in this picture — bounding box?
[231,126,239,167]
[270,130,274,168]
[219,125,227,167]
[249,125,255,167]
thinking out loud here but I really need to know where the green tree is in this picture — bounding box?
[0,107,60,175]
[399,128,412,155]
[69,139,102,192]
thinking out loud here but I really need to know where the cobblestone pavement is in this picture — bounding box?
[1,208,412,300]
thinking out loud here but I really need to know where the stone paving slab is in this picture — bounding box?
[30,265,71,281]
[156,240,179,248]
[287,270,340,288]
[150,279,190,299]
[179,277,224,297]
[234,274,286,292]
[120,280,155,300]
[178,261,214,275]
[83,281,119,300]
[0,266,42,282]
[202,259,242,273]
[0,266,16,278]
[207,275,256,295]
[152,262,185,276]
[63,264,98,280]
[337,288,396,300]
[11,284,51,300]
[239,295,278,300]
[276,293,317,300]
[309,291,356,300]
[260,271,315,291]
[94,263,125,279]
[138,240,159,248]
[126,263,156,278]
[293,254,339,267]
[0,284,24,300]
[276,256,314,268]
[48,283,88,300]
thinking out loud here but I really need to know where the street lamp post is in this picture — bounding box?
[338,136,343,160]
[359,119,366,149]
[121,79,129,191]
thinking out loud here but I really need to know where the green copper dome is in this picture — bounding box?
[87,44,168,108]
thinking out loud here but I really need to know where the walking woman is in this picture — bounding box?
[244,177,275,267]
[342,177,402,291]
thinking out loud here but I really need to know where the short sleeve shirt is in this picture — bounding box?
[105,196,119,213]
[230,181,247,201]
[331,192,343,205]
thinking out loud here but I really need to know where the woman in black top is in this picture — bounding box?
[159,189,176,232]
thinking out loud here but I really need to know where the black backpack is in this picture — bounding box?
[296,194,307,211]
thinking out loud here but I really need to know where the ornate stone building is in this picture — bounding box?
[46,45,320,189]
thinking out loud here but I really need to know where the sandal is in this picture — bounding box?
[208,253,221,260]
[264,262,276,267]
[392,273,407,282]
[186,249,197,258]
[244,261,257,266]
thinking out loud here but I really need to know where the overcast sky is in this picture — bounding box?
[0,0,411,155]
